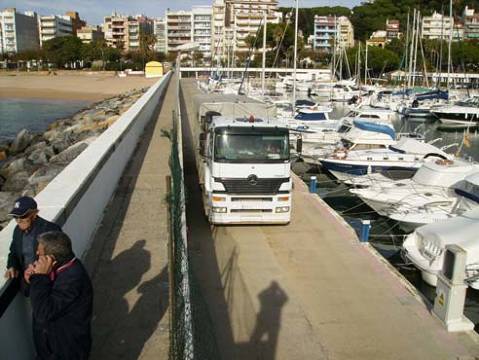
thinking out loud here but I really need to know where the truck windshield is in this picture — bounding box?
[214,128,289,163]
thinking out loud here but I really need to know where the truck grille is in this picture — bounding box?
[217,178,289,194]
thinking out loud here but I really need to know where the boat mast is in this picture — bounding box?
[407,9,416,88]
[447,0,453,89]
[357,42,361,88]
[412,11,420,88]
[364,41,368,85]
[404,10,410,89]
[261,10,267,95]
[292,0,299,115]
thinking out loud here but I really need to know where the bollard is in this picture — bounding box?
[359,220,371,242]
[309,176,317,193]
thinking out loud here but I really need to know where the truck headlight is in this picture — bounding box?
[275,206,290,213]
[212,207,227,213]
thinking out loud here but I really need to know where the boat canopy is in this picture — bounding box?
[415,89,449,101]
[295,99,316,107]
[415,207,479,252]
[389,137,449,157]
[294,109,329,121]
[353,120,396,139]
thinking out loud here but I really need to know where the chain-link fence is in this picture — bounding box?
[168,96,220,360]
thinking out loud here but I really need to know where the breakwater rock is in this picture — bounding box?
[0,88,147,229]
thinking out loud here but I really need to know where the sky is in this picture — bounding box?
[0,0,362,25]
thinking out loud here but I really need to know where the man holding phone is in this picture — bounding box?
[26,231,93,360]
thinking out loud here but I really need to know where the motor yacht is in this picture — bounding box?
[319,137,452,182]
[402,207,479,289]
[349,159,479,216]
[431,96,479,130]
[387,173,479,232]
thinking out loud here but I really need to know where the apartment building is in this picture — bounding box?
[77,25,104,44]
[165,10,193,54]
[0,8,39,54]
[224,0,281,52]
[313,16,336,51]
[421,12,463,41]
[386,19,400,40]
[154,18,166,53]
[463,6,479,39]
[192,6,213,61]
[212,0,227,64]
[313,15,354,52]
[39,15,73,46]
[103,13,153,51]
[337,16,354,48]
[65,11,85,35]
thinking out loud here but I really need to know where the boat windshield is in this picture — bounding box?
[214,127,290,163]
[456,97,479,107]
[337,124,352,133]
[454,180,479,203]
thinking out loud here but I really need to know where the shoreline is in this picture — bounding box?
[0,85,149,228]
[0,72,156,101]
[0,88,109,101]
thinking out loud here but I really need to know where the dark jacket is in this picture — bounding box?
[7,216,61,271]
[30,259,93,360]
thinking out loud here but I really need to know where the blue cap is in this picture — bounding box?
[8,196,38,217]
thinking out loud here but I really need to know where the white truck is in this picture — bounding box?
[193,94,292,224]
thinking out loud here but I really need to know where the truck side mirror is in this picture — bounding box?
[296,137,303,154]
[199,133,207,157]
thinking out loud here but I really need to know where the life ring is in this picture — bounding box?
[435,159,454,166]
[332,148,348,160]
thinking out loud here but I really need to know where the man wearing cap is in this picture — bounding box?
[4,196,61,283]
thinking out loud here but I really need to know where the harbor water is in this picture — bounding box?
[297,104,479,331]
[0,98,89,141]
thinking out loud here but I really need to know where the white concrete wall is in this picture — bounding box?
[0,71,172,359]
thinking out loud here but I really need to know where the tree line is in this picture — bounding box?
[1,35,171,71]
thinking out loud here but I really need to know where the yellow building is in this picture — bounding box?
[145,61,163,78]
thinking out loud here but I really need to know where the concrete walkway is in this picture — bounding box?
[84,75,176,359]
[180,79,479,360]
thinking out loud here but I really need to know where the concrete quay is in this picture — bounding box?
[180,78,479,360]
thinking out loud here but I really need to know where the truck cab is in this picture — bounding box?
[199,115,292,224]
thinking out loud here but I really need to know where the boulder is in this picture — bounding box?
[0,151,7,161]
[2,171,29,192]
[0,191,18,225]
[28,164,65,193]
[49,141,89,164]
[10,129,33,155]
[27,146,54,165]
[6,158,27,175]
[25,141,47,154]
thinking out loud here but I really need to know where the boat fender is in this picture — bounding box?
[435,159,454,166]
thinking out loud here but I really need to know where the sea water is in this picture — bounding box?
[0,98,89,142]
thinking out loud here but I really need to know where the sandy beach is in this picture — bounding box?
[0,71,157,101]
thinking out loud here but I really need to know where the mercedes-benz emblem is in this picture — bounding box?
[247,174,258,186]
